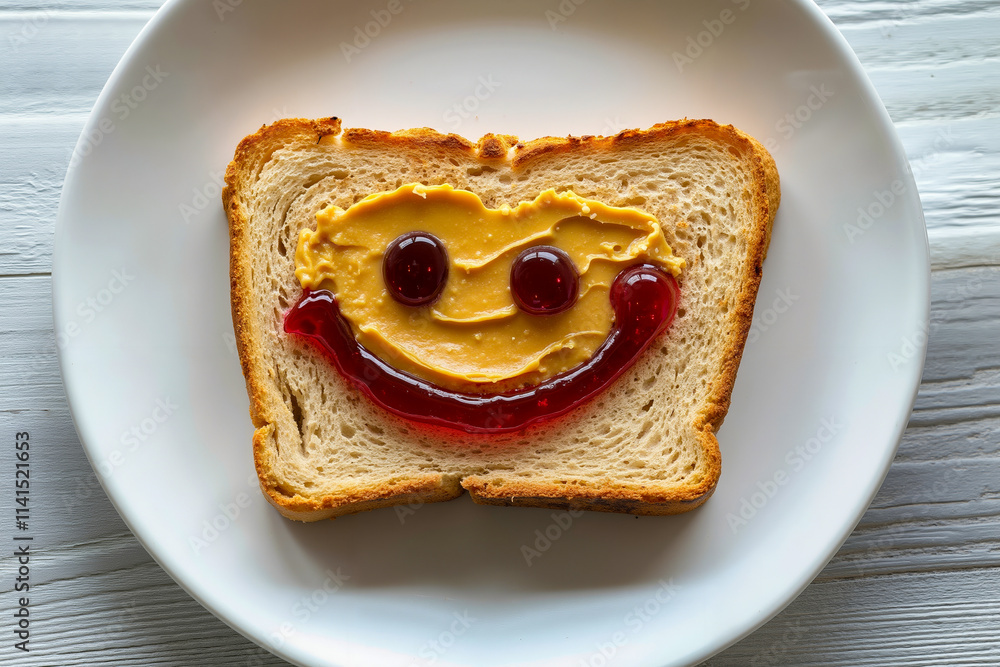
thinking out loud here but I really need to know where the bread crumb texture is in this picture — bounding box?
[224,118,779,520]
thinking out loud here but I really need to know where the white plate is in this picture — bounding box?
[53,1,929,665]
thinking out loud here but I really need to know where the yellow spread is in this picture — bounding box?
[295,184,683,392]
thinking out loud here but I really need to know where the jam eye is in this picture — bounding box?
[610,264,679,334]
[510,245,579,315]
[383,231,448,306]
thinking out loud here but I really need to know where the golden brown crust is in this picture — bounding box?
[461,469,715,516]
[476,133,518,160]
[224,117,779,521]
[342,126,476,153]
[466,491,710,516]
[686,123,777,435]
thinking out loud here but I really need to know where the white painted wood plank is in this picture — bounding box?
[0,12,153,117]
[0,118,85,276]
[0,408,136,557]
[916,266,1000,383]
[5,554,1000,666]
[826,1,1000,265]
[820,0,1000,23]
[704,568,1000,666]
[2,3,160,11]
[0,8,148,277]
[894,117,1000,269]
[0,561,288,666]
[833,5,1000,68]
[818,3,1000,266]
[869,58,1000,123]
[0,277,65,407]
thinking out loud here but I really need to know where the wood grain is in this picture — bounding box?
[1,0,998,665]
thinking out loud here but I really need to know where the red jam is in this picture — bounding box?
[284,264,678,434]
[382,231,449,306]
[510,245,579,315]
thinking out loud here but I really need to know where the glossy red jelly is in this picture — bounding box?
[382,231,449,306]
[284,264,679,434]
[510,245,579,315]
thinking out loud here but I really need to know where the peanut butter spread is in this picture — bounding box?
[295,184,683,392]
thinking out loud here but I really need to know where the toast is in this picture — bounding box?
[223,117,780,521]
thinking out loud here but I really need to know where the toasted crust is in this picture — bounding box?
[224,118,779,521]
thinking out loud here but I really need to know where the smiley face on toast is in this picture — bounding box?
[293,184,684,395]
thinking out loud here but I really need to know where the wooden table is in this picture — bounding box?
[2,1,998,664]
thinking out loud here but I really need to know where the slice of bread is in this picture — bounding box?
[223,117,780,521]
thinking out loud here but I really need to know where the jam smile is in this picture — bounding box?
[284,263,678,434]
